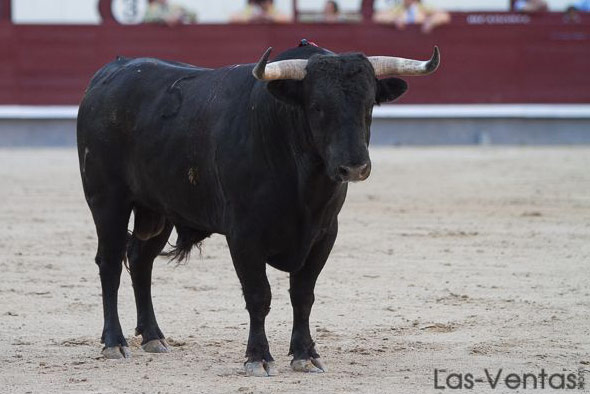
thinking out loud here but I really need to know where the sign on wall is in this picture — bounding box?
[111,0,148,25]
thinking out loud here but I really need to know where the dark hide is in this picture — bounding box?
[76,43,408,366]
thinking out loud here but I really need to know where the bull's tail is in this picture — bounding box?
[161,226,211,265]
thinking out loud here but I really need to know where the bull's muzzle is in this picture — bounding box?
[337,162,371,183]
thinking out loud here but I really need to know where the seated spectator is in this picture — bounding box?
[564,6,581,22]
[323,1,343,22]
[373,0,450,34]
[231,0,291,23]
[514,0,548,12]
[144,0,197,26]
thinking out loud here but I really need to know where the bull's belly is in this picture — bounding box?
[267,252,309,273]
[131,180,226,235]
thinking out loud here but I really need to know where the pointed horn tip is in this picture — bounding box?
[263,47,273,59]
[426,46,441,74]
[253,47,273,80]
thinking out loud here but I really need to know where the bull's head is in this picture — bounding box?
[253,46,440,183]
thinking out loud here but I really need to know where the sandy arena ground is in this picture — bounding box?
[0,147,589,393]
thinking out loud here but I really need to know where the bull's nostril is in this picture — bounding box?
[337,163,370,181]
[338,166,351,179]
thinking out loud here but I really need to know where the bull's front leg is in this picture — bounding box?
[289,223,338,373]
[227,237,276,377]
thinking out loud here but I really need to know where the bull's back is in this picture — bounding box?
[78,57,209,138]
[77,57,212,172]
[76,57,241,229]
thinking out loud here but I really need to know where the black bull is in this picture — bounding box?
[76,42,439,376]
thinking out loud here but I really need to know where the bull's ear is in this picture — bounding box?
[267,80,304,106]
[376,78,408,104]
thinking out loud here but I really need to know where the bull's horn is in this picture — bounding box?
[252,47,308,81]
[368,46,440,77]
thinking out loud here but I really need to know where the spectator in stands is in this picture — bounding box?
[564,6,581,22]
[231,0,291,23]
[513,0,548,12]
[373,0,450,34]
[323,1,343,22]
[144,0,197,25]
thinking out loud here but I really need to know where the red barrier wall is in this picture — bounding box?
[0,4,589,105]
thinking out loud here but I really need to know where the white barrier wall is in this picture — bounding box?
[10,0,577,24]
[12,0,101,24]
[2,105,590,146]
[11,0,294,24]
[373,0,508,11]
[170,0,294,22]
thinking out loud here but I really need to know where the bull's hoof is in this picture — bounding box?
[142,339,170,353]
[245,360,277,377]
[310,357,327,372]
[102,346,131,359]
[291,358,326,373]
[265,361,278,376]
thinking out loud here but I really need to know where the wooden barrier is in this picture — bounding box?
[0,1,589,105]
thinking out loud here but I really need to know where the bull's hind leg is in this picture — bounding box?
[127,215,173,354]
[289,225,337,373]
[90,196,133,359]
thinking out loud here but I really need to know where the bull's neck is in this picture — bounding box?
[249,92,343,204]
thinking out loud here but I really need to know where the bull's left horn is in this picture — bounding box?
[368,46,440,77]
[252,47,308,81]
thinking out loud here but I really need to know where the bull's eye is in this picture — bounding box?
[309,104,324,120]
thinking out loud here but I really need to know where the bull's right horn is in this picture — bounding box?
[252,47,309,81]
[368,46,440,77]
